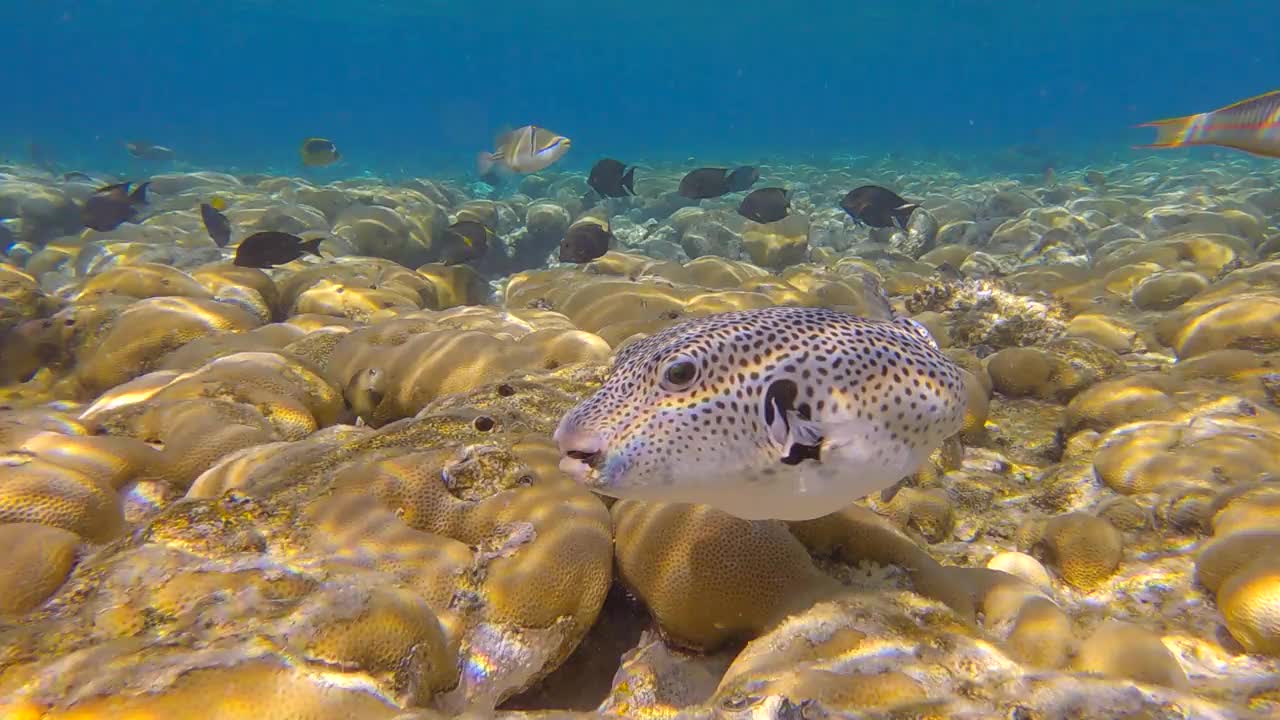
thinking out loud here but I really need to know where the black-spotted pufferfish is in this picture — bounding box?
[554,306,968,521]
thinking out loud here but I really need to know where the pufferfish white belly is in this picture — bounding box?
[554,306,968,521]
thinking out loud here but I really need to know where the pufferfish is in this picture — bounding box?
[554,306,968,521]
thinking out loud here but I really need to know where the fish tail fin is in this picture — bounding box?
[301,237,324,257]
[1134,113,1199,149]
[129,181,151,204]
[891,203,919,230]
[622,166,636,195]
[492,124,515,147]
[476,151,497,177]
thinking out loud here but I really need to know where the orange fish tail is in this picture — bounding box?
[1134,113,1200,149]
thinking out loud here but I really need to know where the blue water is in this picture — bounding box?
[4,1,1278,178]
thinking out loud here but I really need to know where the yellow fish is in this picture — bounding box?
[209,195,228,211]
[1137,90,1280,158]
[300,137,341,167]
[477,125,571,175]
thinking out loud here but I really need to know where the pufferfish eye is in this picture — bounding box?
[660,357,699,391]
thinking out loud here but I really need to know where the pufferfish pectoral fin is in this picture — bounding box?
[779,414,825,466]
[787,414,825,448]
[764,378,826,464]
[765,409,825,465]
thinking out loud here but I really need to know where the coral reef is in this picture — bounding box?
[1,155,1279,718]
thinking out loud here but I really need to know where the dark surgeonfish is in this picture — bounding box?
[300,137,341,167]
[839,185,919,229]
[200,202,232,248]
[934,262,963,281]
[439,220,492,265]
[678,165,760,199]
[737,187,790,223]
[126,141,175,161]
[559,220,612,263]
[678,167,731,199]
[726,165,759,192]
[234,231,324,268]
[1137,89,1280,158]
[588,158,636,198]
[81,181,150,231]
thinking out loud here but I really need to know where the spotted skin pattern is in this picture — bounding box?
[554,306,968,520]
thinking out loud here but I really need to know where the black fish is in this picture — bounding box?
[81,181,150,231]
[726,165,759,192]
[737,187,790,223]
[559,223,612,263]
[588,158,636,198]
[678,167,731,199]
[839,185,919,229]
[126,141,175,161]
[439,220,492,265]
[935,262,963,281]
[62,171,94,183]
[233,231,324,268]
[200,203,232,248]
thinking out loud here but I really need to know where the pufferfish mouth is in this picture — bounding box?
[565,449,603,466]
[553,425,610,486]
[558,448,607,486]
[560,449,602,476]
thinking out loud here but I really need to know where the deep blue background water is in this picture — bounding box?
[4,1,1278,178]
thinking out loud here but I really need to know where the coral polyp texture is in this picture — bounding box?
[0,156,1279,718]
